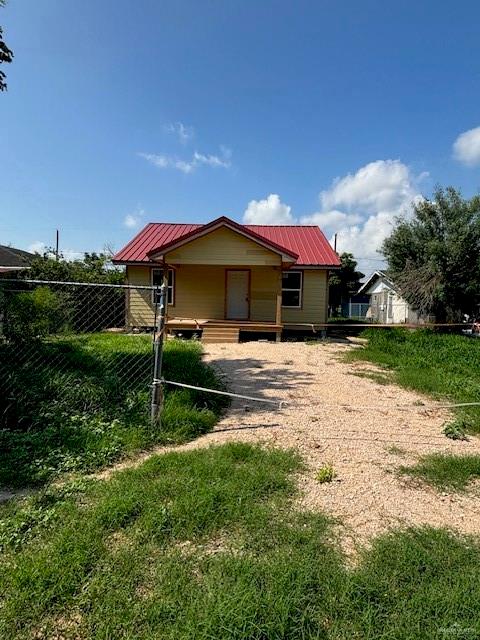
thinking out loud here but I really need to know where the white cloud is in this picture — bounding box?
[301,160,426,275]
[164,121,194,144]
[302,209,362,229]
[124,208,145,229]
[239,161,425,276]
[138,147,231,174]
[453,126,480,166]
[243,194,295,224]
[193,150,231,169]
[28,240,47,254]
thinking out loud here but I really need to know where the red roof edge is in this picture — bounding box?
[146,215,299,260]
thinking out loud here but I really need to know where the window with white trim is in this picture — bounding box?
[282,271,302,308]
[152,268,175,306]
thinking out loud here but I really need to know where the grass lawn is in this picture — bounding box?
[346,328,480,435]
[400,453,480,491]
[0,334,227,487]
[2,443,480,639]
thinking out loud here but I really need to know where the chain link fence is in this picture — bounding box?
[0,279,157,434]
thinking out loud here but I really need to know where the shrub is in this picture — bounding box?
[4,287,72,342]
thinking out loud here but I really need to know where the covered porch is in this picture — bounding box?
[163,263,284,343]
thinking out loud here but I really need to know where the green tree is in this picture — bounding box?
[329,252,364,314]
[27,251,125,285]
[0,0,13,92]
[382,186,480,321]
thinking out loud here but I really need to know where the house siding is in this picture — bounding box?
[165,227,282,266]
[126,266,155,327]
[126,264,280,326]
[282,270,328,325]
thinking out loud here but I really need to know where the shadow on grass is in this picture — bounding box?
[0,335,227,488]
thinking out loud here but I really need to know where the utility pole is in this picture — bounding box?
[334,233,338,253]
[55,229,59,261]
[151,274,167,424]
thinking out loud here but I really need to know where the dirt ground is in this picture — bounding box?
[161,339,480,552]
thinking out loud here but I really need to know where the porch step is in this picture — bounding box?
[201,326,240,344]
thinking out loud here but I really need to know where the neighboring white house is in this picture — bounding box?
[358,271,422,324]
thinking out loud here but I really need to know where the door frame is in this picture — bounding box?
[224,269,251,320]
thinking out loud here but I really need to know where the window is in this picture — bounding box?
[152,268,175,306]
[282,271,302,308]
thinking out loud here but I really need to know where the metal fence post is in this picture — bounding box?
[151,280,167,424]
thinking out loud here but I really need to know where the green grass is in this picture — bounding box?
[2,442,480,639]
[345,328,480,433]
[400,453,480,491]
[0,334,227,487]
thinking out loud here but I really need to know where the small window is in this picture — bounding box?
[152,268,174,306]
[282,271,302,308]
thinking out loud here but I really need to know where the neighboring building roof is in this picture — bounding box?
[357,270,398,295]
[0,245,35,272]
[113,216,340,267]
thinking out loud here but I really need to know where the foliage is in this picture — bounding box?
[3,286,72,342]
[443,418,468,441]
[382,186,480,321]
[0,335,227,486]
[0,252,126,339]
[400,453,480,491]
[25,251,125,284]
[316,463,336,483]
[0,0,13,93]
[1,443,480,638]
[346,328,480,434]
[329,252,365,312]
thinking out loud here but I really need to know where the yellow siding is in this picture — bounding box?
[165,227,281,266]
[126,264,279,326]
[282,270,328,325]
[126,265,329,327]
[172,265,225,319]
[250,266,278,321]
[126,266,155,326]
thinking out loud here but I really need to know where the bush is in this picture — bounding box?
[4,287,72,342]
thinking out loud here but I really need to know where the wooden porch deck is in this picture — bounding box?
[166,317,282,343]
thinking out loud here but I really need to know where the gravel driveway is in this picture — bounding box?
[195,340,480,551]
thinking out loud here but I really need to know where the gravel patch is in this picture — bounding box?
[100,340,480,550]
[199,341,480,549]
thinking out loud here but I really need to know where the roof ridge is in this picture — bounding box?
[246,224,318,228]
[146,222,202,226]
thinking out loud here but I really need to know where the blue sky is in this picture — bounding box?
[1,0,480,274]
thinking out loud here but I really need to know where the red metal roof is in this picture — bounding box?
[113,219,340,267]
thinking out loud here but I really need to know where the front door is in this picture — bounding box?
[226,270,249,320]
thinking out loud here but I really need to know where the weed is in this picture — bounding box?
[316,463,336,483]
[443,419,468,441]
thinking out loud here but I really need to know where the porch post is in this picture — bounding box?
[276,269,282,342]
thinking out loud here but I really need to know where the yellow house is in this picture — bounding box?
[113,216,340,342]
